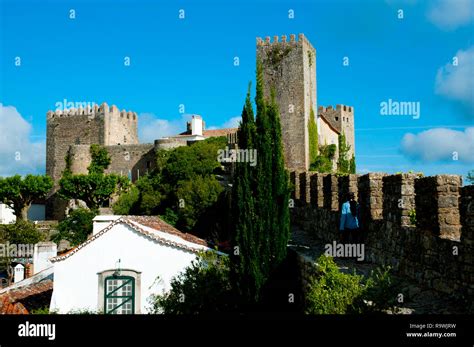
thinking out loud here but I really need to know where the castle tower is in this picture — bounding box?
[45,103,139,219]
[318,104,356,159]
[257,34,317,171]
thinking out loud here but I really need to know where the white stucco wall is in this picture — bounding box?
[0,203,16,224]
[50,223,203,314]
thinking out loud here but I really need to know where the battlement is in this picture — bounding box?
[318,104,354,115]
[256,33,315,51]
[290,171,474,298]
[46,102,138,122]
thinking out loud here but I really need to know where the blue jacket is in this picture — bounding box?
[340,201,359,231]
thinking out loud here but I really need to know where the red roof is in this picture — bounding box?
[51,216,210,262]
[0,280,53,314]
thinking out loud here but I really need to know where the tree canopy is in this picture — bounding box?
[0,175,53,220]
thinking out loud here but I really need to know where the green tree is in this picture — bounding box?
[337,132,351,174]
[267,92,290,269]
[230,85,260,303]
[59,145,129,212]
[308,107,318,167]
[88,144,111,174]
[310,144,336,173]
[150,251,234,314]
[0,175,53,220]
[51,208,95,246]
[176,176,223,232]
[230,61,290,304]
[349,154,356,174]
[0,221,44,285]
[467,170,474,184]
[112,185,140,215]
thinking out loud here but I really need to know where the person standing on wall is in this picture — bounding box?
[340,192,360,244]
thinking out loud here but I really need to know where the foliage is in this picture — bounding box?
[305,255,365,314]
[230,60,290,304]
[51,208,95,246]
[59,145,129,212]
[30,307,57,315]
[175,176,223,232]
[0,221,44,285]
[113,137,227,234]
[0,220,44,245]
[362,266,399,312]
[0,175,53,220]
[59,172,129,212]
[310,144,336,173]
[337,132,352,174]
[308,107,318,168]
[268,45,292,66]
[467,170,474,184]
[112,185,140,215]
[408,209,417,226]
[88,144,111,174]
[305,255,399,314]
[150,251,234,314]
[349,154,356,174]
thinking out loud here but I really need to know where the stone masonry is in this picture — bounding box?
[290,171,474,302]
[257,34,316,171]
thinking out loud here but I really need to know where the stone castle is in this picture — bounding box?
[46,34,353,219]
[290,171,473,304]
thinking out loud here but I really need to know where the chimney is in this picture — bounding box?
[33,242,57,274]
[14,264,25,283]
[25,263,33,278]
[93,215,121,235]
[191,115,203,136]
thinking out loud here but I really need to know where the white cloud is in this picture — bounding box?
[138,113,192,143]
[427,0,474,30]
[0,104,45,176]
[435,46,474,111]
[401,127,474,163]
[208,116,241,130]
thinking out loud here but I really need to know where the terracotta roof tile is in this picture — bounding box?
[51,216,211,263]
[0,280,52,314]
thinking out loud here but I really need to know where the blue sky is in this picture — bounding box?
[0,0,473,179]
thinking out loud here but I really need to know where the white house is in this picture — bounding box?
[49,215,212,314]
[0,203,16,224]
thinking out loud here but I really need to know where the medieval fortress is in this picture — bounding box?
[46,33,354,219]
[43,34,473,302]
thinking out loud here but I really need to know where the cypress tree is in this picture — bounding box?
[308,107,318,167]
[267,90,290,268]
[230,84,261,303]
[337,132,351,174]
[254,59,273,287]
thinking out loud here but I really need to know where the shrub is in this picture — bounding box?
[305,256,399,314]
[51,208,95,246]
[149,251,234,314]
[112,185,140,215]
[305,255,365,314]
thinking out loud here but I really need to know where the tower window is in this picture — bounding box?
[343,106,346,111]
[335,117,339,121]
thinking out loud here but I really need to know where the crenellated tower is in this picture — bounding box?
[257,34,317,171]
[46,103,139,219]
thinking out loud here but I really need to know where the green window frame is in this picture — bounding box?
[104,275,135,314]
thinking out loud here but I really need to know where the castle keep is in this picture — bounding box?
[257,34,355,170]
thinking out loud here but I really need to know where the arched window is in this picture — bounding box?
[104,275,135,314]
[98,269,141,314]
